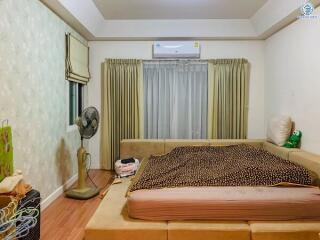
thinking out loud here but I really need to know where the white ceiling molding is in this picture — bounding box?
[41,0,320,41]
[41,0,104,39]
[57,0,104,35]
[92,0,267,20]
[95,19,257,40]
[41,0,95,40]
[251,0,320,39]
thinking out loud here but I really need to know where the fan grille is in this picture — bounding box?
[79,107,99,139]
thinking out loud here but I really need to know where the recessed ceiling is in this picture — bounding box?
[93,0,267,20]
[42,0,320,40]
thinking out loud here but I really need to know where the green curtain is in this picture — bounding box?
[100,59,144,170]
[208,59,249,139]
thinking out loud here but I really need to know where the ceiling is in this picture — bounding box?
[93,0,267,20]
[41,0,320,40]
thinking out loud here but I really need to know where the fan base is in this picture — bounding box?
[65,187,99,200]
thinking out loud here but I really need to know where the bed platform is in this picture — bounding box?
[85,139,320,240]
[85,178,167,240]
[85,178,251,240]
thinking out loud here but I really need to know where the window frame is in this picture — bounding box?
[68,81,84,128]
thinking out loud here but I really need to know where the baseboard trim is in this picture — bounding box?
[41,174,78,211]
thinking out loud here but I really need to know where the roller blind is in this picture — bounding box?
[65,33,90,84]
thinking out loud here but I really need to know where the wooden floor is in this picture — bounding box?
[41,170,114,240]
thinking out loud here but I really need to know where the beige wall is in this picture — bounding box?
[0,0,87,203]
[88,41,265,169]
[265,7,320,154]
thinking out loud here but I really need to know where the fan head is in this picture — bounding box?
[77,106,99,139]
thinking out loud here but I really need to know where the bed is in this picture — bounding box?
[85,139,320,240]
[127,144,320,221]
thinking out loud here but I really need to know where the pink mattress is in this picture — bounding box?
[127,186,320,221]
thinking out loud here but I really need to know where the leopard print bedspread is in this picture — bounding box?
[129,144,314,192]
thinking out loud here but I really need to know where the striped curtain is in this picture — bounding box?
[208,59,249,139]
[100,59,144,170]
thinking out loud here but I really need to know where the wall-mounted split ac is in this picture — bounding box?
[153,41,200,59]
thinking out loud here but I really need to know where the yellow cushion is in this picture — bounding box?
[85,179,167,240]
[164,139,210,154]
[263,142,300,160]
[250,221,320,240]
[120,139,165,160]
[168,221,250,240]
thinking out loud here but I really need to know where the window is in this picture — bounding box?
[144,60,208,139]
[143,59,249,139]
[69,82,83,126]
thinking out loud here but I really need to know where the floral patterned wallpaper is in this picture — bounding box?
[0,0,88,200]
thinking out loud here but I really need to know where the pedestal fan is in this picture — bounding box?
[66,107,100,200]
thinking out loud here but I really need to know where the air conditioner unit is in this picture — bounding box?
[153,41,200,59]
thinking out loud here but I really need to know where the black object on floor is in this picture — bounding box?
[121,157,135,164]
[17,190,41,240]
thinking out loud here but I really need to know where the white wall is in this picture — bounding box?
[88,41,265,169]
[0,0,87,204]
[265,8,320,155]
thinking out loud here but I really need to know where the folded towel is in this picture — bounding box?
[0,170,32,199]
[0,175,23,193]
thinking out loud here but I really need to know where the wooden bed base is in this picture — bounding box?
[85,139,320,240]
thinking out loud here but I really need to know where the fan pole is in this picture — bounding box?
[77,138,86,190]
[65,137,99,200]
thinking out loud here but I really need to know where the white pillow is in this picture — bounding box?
[267,116,292,146]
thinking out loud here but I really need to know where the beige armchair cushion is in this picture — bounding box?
[263,142,300,160]
[250,221,320,240]
[209,139,264,148]
[168,221,250,240]
[289,151,320,177]
[85,179,167,240]
[164,139,210,154]
[120,139,165,160]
